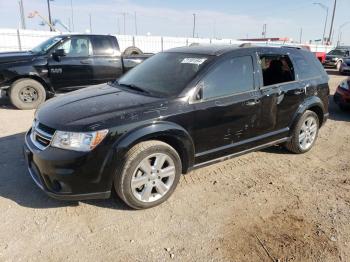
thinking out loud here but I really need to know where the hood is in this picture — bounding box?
[37,83,166,132]
[0,51,35,64]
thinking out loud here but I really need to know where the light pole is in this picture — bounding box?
[47,0,53,31]
[313,2,329,45]
[337,21,350,46]
[19,0,26,29]
[70,0,74,32]
[192,13,196,38]
[328,0,337,44]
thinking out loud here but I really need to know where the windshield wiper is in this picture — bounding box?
[118,83,150,94]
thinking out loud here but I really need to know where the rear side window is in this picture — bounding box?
[200,56,255,100]
[292,51,321,79]
[260,54,295,86]
[90,36,116,56]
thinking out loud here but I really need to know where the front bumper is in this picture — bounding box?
[24,129,114,201]
[323,60,338,67]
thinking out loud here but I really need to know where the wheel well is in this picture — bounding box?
[308,105,324,126]
[137,135,191,174]
[10,75,51,93]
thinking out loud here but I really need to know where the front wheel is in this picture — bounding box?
[9,79,46,110]
[285,110,319,154]
[114,140,182,209]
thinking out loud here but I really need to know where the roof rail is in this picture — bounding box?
[281,46,302,50]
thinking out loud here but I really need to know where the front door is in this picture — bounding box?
[192,54,262,163]
[48,36,94,91]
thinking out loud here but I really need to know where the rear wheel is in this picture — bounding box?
[114,140,182,209]
[9,79,46,110]
[285,110,319,154]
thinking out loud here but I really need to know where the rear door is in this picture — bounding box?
[90,36,123,84]
[257,48,303,134]
[48,36,94,90]
[192,51,262,163]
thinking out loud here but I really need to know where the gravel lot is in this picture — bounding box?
[0,71,349,262]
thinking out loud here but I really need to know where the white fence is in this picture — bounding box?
[0,28,335,54]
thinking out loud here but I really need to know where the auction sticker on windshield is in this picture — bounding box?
[181,58,207,65]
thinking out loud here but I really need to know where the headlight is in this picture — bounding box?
[340,80,349,90]
[51,129,108,152]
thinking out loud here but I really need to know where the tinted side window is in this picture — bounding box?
[293,51,324,79]
[200,56,254,100]
[260,54,295,86]
[91,36,116,56]
[56,37,92,57]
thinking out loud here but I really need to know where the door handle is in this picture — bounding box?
[245,99,260,106]
[80,59,93,64]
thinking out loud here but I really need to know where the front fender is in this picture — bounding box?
[113,121,195,173]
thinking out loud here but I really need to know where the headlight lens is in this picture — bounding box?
[51,129,108,152]
[340,80,349,90]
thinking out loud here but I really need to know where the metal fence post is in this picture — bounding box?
[186,38,189,46]
[161,37,164,51]
[17,29,22,51]
[132,35,135,47]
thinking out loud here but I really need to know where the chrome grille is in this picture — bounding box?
[30,120,55,150]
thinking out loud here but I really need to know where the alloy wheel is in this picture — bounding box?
[299,116,318,151]
[131,153,176,203]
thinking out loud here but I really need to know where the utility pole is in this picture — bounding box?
[328,0,337,44]
[299,27,303,43]
[134,12,138,35]
[70,0,74,32]
[47,0,53,31]
[89,13,92,33]
[192,13,196,38]
[18,0,26,29]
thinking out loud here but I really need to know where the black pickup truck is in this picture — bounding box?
[0,34,151,109]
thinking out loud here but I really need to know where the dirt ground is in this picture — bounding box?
[0,70,349,262]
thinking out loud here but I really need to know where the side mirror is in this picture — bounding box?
[52,49,66,61]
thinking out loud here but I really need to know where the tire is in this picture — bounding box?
[336,61,342,71]
[9,79,46,110]
[114,140,182,209]
[284,110,319,154]
[123,46,143,56]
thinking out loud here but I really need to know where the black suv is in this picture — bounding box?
[24,45,329,209]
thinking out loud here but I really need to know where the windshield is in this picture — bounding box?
[117,52,211,97]
[328,49,348,56]
[31,36,64,54]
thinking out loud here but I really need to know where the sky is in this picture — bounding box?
[0,0,350,44]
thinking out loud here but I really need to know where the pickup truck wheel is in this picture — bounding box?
[114,140,182,209]
[9,79,46,110]
[285,110,319,154]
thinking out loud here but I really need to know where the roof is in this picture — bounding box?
[166,45,241,56]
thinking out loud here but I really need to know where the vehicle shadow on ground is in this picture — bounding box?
[0,97,16,110]
[0,132,132,210]
[325,69,341,76]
